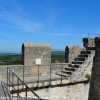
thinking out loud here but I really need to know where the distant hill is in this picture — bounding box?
[0,50,21,55]
[51,51,65,55]
[0,51,65,64]
[0,51,65,56]
[0,53,21,55]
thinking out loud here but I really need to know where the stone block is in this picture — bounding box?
[22,43,51,66]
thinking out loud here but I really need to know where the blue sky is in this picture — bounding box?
[0,0,100,53]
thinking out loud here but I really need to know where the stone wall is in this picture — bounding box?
[0,63,69,81]
[33,83,89,100]
[0,65,25,81]
[65,46,85,63]
[22,43,51,66]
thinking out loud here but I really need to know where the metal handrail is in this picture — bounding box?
[7,67,42,100]
[1,81,12,100]
[7,64,69,92]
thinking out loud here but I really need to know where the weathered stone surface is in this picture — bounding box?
[0,63,69,80]
[27,83,89,100]
[83,38,95,47]
[22,43,51,66]
[65,46,85,63]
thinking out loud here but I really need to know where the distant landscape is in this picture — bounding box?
[0,54,22,65]
[0,51,65,65]
[51,51,65,63]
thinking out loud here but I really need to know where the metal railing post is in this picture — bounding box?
[50,65,51,86]
[23,66,24,89]
[7,67,8,86]
[9,70,10,91]
[12,73,14,99]
[61,64,63,83]
[26,86,27,100]
[6,67,42,100]
[17,78,19,100]
[37,65,39,87]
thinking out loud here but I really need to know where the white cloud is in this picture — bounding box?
[0,7,41,32]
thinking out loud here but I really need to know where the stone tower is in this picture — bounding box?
[22,43,51,66]
[88,37,100,100]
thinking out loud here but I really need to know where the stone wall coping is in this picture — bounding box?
[23,43,50,48]
[51,63,69,65]
[65,46,84,49]
[0,63,69,67]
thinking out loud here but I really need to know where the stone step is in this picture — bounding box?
[55,72,70,77]
[86,47,95,50]
[78,54,88,58]
[62,70,72,75]
[75,57,86,61]
[69,64,80,68]
[65,67,75,71]
[72,61,83,64]
[81,50,91,54]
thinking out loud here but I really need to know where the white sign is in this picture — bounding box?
[36,58,41,65]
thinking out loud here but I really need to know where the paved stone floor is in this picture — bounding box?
[19,73,69,84]
[0,73,69,100]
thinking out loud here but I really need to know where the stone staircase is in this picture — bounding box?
[55,47,95,82]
